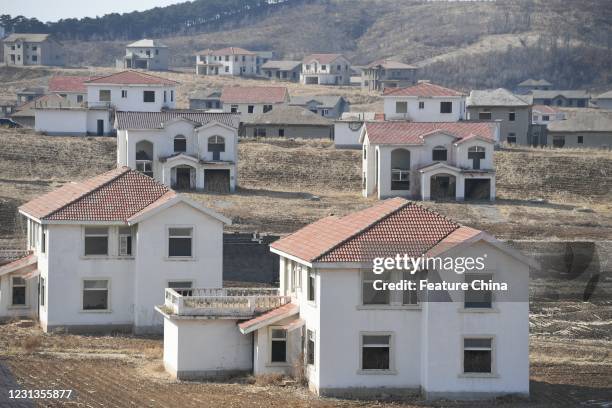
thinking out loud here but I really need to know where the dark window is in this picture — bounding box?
[440,101,452,113]
[542,115,550,121]
[174,135,187,153]
[230,105,238,113]
[395,101,407,114]
[479,111,492,120]
[32,55,38,62]
[77,95,84,103]
[83,280,109,310]
[168,281,193,296]
[402,271,419,305]
[507,133,516,144]
[307,269,315,302]
[270,328,287,363]
[208,136,225,160]
[121,90,127,98]
[119,227,132,256]
[306,330,315,365]
[99,90,111,102]
[468,146,486,170]
[432,146,447,161]
[509,111,516,121]
[552,135,565,148]
[278,129,285,137]
[577,99,586,107]
[40,277,46,306]
[84,227,108,256]
[12,277,26,306]
[168,227,192,257]
[464,338,492,373]
[255,128,267,137]
[464,274,493,308]
[247,105,254,113]
[577,136,584,144]
[418,101,424,109]
[143,91,155,103]
[391,169,410,190]
[41,226,47,253]
[263,105,273,113]
[362,271,390,305]
[362,335,391,370]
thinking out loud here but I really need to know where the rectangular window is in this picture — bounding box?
[247,105,254,113]
[542,115,550,121]
[464,338,492,373]
[432,148,447,161]
[577,99,586,107]
[291,261,301,291]
[77,94,84,103]
[41,226,47,254]
[418,101,425,109]
[255,128,267,137]
[391,169,410,190]
[121,90,127,98]
[306,329,315,365]
[225,66,229,73]
[395,101,407,114]
[40,276,46,307]
[171,90,174,102]
[307,268,315,302]
[99,90,111,102]
[321,64,326,71]
[168,280,193,296]
[164,90,167,103]
[270,328,287,363]
[362,270,390,305]
[552,135,565,148]
[402,271,418,305]
[509,111,516,121]
[278,128,285,137]
[118,227,132,256]
[12,277,26,306]
[464,274,493,309]
[507,133,516,144]
[32,55,38,62]
[361,334,391,370]
[263,105,273,113]
[478,111,492,120]
[83,279,109,311]
[168,227,193,258]
[577,135,584,144]
[143,91,155,103]
[230,105,238,113]
[84,227,108,256]
[440,101,453,113]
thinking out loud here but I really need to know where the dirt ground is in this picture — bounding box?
[0,298,610,408]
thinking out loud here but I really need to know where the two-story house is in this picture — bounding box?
[220,86,289,122]
[300,54,351,86]
[361,58,418,92]
[120,39,169,71]
[115,110,241,193]
[34,70,178,136]
[189,89,222,110]
[515,79,552,94]
[0,167,230,333]
[466,89,531,145]
[383,82,466,122]
[196,47,259,77]
[529,90,590,108]
[361,121,499,201]
[594,90,612,110]
[3,33,64,66]
[158,198,534,400]
[261,60,302,82]
[289,95,349,119]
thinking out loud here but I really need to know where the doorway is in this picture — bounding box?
[204,169,230,193]
[465,179,491,200]
[174,167,193,190]
[96,120,104,136]
[430,174,456,201]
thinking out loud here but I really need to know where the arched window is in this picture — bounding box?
[432,146,447,161]
[390,148,410,191]
[135,140,153,177]
[468,146,486,170]
[208,136,225,161]
[174,135,186,153]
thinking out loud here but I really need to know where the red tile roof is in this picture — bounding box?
[210,47,256,56]
[383,82,464,97]
[271,198,464,263]
[0,252,37,277]
[532,104,559,114]
[85,70,178,86]
[115,110,240,130]
[364,121,497,145]
[303,53,346,64]
[20,167,176,222]
[238,303,299,334]
[48,75,92,93]
[220,86,288,104]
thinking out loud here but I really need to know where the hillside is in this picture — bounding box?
[4,0,610,89]
[1,128,611,251]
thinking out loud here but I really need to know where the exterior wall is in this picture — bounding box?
[334,121,364,148]
[189,98,221,110]
[596,99,612,109]
[467,107,530,145]
[3,40,64,66]
[547,131,612,149]
[532,97,589,108]
[221,102,286,122]
[262,67,301,82]
[34,109,111,136]
[384,96,466,121]
[294,99,348,119]
[163,318,252,379]
[362,68,417,92]
[53,92,86,105]
[253,315,301,376]
[0,273,38,321]
[86,84,176,111]
[300,57,351,85]
[196,54,258,77]
[124,46,169,70]
[243,125,332,139]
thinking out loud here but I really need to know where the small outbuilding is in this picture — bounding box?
[242,105,333,139]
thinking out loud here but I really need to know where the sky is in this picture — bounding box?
[2,0,186,22]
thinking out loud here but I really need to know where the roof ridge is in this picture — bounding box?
[42,167,131,220]
[314,199,412,262]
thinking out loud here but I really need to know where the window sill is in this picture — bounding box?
[80,309,112,314]
[357,305,421,311]
[266,362,290,368]
[458,373,499,379]
[164,257,197,262]
[458,308,499,314]
[80,256,135,260]
[8,305,30,310]
[357,369,397,376]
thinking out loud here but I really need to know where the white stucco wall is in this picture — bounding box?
[384,96,465,121]
[86,84,176,111]
[334,121,363,148]
[35,109,88,135]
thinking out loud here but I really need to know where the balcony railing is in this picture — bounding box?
[163,287,290,318]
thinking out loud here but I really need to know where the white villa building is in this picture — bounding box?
[0,167,231,333]
[196,47,271,77]
[158,198,533,399]
[119,39,169,71]
[115,110,240,193]
[300,54,351,86]
[220,86,289,122]
[34,70,178,136]
[383,82,466,122]
[361,121,499,201]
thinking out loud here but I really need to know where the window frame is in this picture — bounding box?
[174,135,187,153]
[307,267,316,304]
[167,280,194,296]
[121,90,128,98]
[508,110,516,121]
[463,273,494,310]
[99,89,111,102]
[391,168,410,191]
[395,101,408,114]
[360,270,420,308]
[167,226,195,260]
[461,335,496,377]
[118,227,133,257]
[432,146,448,161]
[11,276,27,307]
[82,278,110,312]
[269,326,289,364]
[83,227,109,257]
[440,101,453,114]
[306,329,315,367]
[359,332,395,374]
[418,101,425,109]
[577,135,584,144]
[143,90,155,103]
[40,276,46,308]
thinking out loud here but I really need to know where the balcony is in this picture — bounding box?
[162,287,291,318]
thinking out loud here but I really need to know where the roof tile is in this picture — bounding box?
[221,86,288,104]
[85,70,178,86]
[364,121,497,145]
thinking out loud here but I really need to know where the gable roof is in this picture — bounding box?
[289,95,345,108]
[4,33,51,43]
[547,110,612,133]
[209,47,256,56]
[127,39,167,48]
[596,90,612,100]
[365,58,417,70]
[517,79,552,87]
[244,105,333,126]
[532,104,560,114]
[303,53,347,64]
[467,88,531,107]
[384,82,464,97]
[115,110,240,130]
[48,75,93,93]
[220,86,288,104]
[261,60,302,70]
[531,90,590,100]
[189,89,222,100]
[271,198,461,263]
[19,167,176,222]
[238,303,299,334]
[85,70,178,86]
[363,121,497,145]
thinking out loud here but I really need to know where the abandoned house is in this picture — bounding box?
[300,54,352,85]
[529,90,590,108]
[119,39,169,71]
[196,47,271,77]
[515,79,552,94]
[115,110,241,193]
[189,89,223,110]
[546,110,612,149]
[3,33,65,66]
[288,95,350,119]
[241,105,334,139]
[261,60,302,82]
[361,58,418,92]
[220,86,289,122]
[383,81,466,122]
